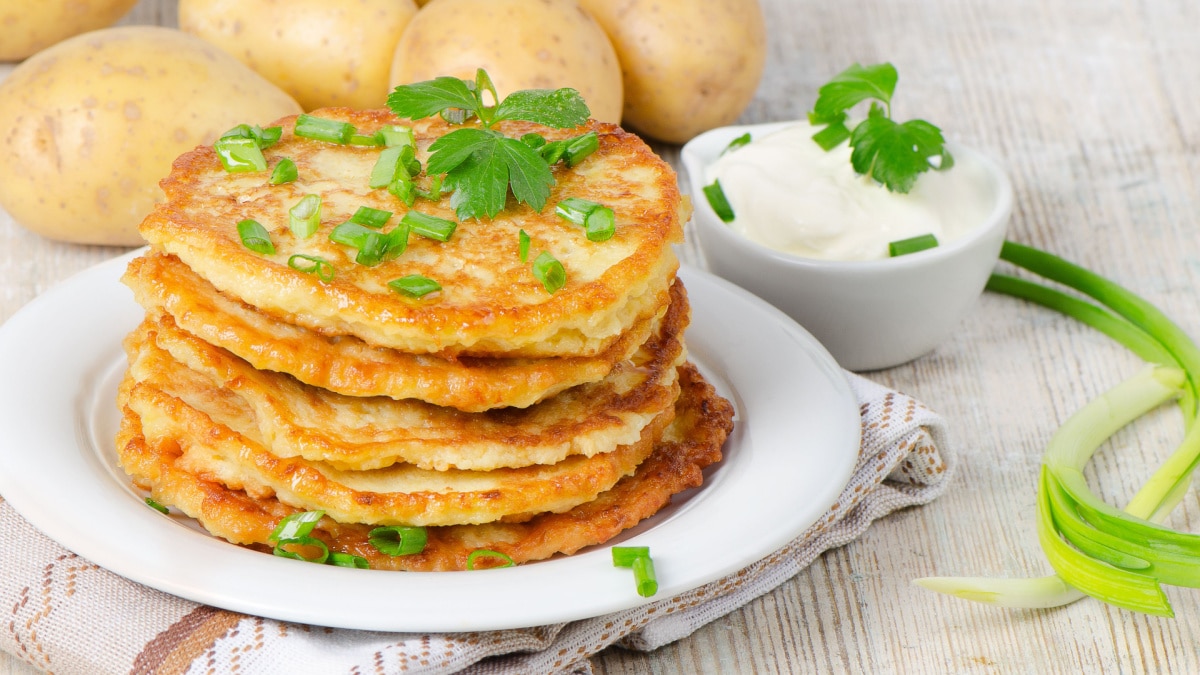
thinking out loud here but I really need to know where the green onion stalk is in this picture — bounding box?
[915,241,1200,616]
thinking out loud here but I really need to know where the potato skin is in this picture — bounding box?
[180,0,419,111]
[0,0,139,61]
[0,26,302,246]
[578,0,767,144]
[389,0,623,124]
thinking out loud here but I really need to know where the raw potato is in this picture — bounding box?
[389,0,623,124]
[0,26,302,246]
[180,0,420,111]
[0,0,139,61]
[578,0,767,144]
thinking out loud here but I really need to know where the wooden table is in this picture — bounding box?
[3,0,1200,672]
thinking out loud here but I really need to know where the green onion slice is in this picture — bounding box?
[521,132,547,149]
[329,221,377,248]
[350,205,393,229]
[294,114,355,144]
[237,218,275,255]
[554,197,597,225]
[289,194,322,239]
[368,526,427,556]
[416,173,445,202]
[702,180,735,223]
[402,211,457,242]
[532,251,566,294]
[328,552,371,569]
[612,546,658,597]
[466,549,515,570]
[811,122,852,151]
[722,132,752,154]
[389,176,417,206]
[288,254,335,281]
[584,206,616,242]
[518,229,531,263]
[540,139,567,164]
[273,536,330,564]
[377,125,415,148]
[214,136,267,173]
[370,146,406,189]
[269,157,298,185]
[889,233,939,257]
[144,497,169,514]
[220,123,281,149]
[355,231,388,266]
[388,274,441,298]
[564,131,599,167]
[268,510,325,543]
[349,132,384,146]
[383,222,410,261]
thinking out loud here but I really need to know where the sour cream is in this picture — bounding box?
[705,122,993,261]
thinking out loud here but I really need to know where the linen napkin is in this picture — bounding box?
[0,372,953,675]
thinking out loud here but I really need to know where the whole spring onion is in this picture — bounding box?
[612,546,658,597]
[915,241,1200,616]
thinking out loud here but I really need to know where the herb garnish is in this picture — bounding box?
[809,62,953,193]
[387,69,591,220]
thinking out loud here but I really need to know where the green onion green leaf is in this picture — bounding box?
[388,274,441,298]
[237,218,275,255]
[145,497,169,514]
[289,194,322,239]
[269,157,298,185]
[532,251,566,294]
[518,229,531,263]
[368,526,427,556]
[268,510,325,543]
[350,205,393,229]
[703,180,735,223]
[722,132,752,155]
[214,136,268,173]
[888,233,939,257]
[612,546,658,597]
[288,254,335,281]
[402,210,457,242]
[328,552,370,569]
[294,114,355,145]
[377,125,415,148]
[273,536,330,564]
[466,549,515,570]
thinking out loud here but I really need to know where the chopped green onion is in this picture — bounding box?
[273,536,330,564]
[288,254,335,281]
[370,146,405,189]
[368,525,427,556]
[355,231,388,266]
[388,274,441,298]
[416,173,445,201]
[329,221,377,249]
[722,132,752,154]
[389,176,417,206]
[289,194,322,239]
[349,132,384,146]
[350,205,393,229]
[888,233,939,257]
[213,136,267,173]
[518,229,531,263]
[144,497,169,514]
[811,122,851,151]
[532,251,566,294]
[220,123,281,149]
[554,197,598,225]
[564,131,599,167]
[521,132,547,149]
[269,157,298,185]
[236,218,275,255]
[294,114,355,144]
[328,552,370,569]
[377,125,414,148]
[383,222,410,261]
[584,206,615,242]
[703,180,735,223]
[268,510,325,543]
[400,144,422,177]
[540,139,567,165]
[612,546,658,597]
[402,210,457,242]
[466,549,515,570]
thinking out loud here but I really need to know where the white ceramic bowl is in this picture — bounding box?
[681,121,1013,371]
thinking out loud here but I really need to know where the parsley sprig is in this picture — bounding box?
[809,63,953,193]
[387,69,590,220]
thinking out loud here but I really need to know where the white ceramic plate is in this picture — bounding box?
[0,251,860,632]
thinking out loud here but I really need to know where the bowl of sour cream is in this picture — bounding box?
[681,120,1013,371]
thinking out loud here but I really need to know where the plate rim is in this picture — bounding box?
[0,251,861,632]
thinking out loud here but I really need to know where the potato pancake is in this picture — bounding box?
[116,363,733,570]
[138,110,686,358]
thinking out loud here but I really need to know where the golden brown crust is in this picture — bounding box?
[123,252,678,411]
[138,110,686,357]
[115,363,733,570]
[121,282,688,472]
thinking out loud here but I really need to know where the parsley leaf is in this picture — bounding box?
[494,88,590,128]
[850,106,950,193]
[432,128,555,220]
[386,76,479,121]
[808,62,950,193]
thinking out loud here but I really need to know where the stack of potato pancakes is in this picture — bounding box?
[116,108,734,571]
